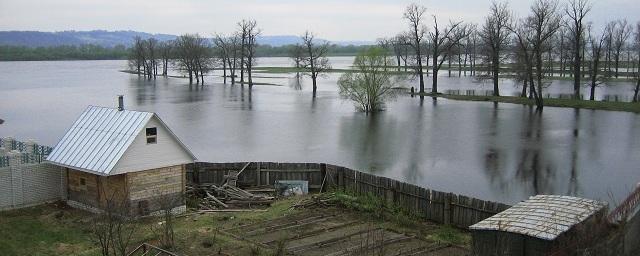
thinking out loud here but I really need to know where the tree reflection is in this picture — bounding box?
[515,106,555,195]
[567,108,580,196]
[289,72,303,90]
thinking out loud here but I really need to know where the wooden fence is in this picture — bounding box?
[186,162,511,229]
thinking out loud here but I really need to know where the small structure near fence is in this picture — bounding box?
[46,99,196,216]
[187,162,511,228]
[469,195,608,256]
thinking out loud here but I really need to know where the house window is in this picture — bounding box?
[146,127,157,144]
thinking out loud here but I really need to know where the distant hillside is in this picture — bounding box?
[0,30,176,47]
[0,30,373,47]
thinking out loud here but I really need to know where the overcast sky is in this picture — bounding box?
[1,0,638,41]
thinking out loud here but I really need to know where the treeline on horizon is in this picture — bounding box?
[0,43,369,61]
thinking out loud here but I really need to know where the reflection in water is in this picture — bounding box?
[515,107,555,196]
[289,73,303,90]
[1,60,639,205]
[568,109,580,196]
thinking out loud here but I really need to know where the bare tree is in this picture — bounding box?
[213,35,229,84]
[242,20,260,88]
[604,21,617,75]
[611,19,632,78]
[429,17,470,94]
[556,26,569,77]
[512,0,561,109]
[633,21,640,102]
[238,22,247,84]
[214,34,240,85]
[289,43,305,69]
[159,41,173,77]
[144,38,158,80]
[90,190,137,256]
[510,21,538,101]
[586,24,606,100]
[480,1,512,96]
[174,34,211,84]
[301,31,331,98]
[565,0,591,98]
[149,193,184,250]
[128,36,145,76]
[403,3,428,94]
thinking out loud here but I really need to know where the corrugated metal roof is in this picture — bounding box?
[469,195,607,240]
[46,106,153,175]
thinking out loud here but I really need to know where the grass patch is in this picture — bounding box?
[0,203,97,256]
[330,190,470,246]
[0,194,469,255]
[252,66,411,75]
[420,93,640,113]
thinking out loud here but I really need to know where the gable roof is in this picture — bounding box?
[46,105,196,175]
[469,195,607,240]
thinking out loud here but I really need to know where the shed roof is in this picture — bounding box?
[46,105,195,175]
[469,195,607,241]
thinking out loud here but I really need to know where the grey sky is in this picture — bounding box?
[0,0,638,41]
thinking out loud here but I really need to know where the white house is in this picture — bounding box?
[46,97,196,215]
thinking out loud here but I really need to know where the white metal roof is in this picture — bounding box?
[469,195,607,240]
[46,105,195,175]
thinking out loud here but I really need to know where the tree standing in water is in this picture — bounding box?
[479,1,512,96]
[403,3,428,94]
[301,31,331,98]
[338,47,397,112]
[565,0,591,99]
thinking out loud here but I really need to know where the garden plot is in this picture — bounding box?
[223,208,469,256]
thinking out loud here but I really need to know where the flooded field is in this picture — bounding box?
[1,58,639,205]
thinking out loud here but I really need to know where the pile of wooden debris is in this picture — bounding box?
[187,184,275,212]
[291,192,338,209]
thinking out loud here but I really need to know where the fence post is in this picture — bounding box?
[25,140,36,163]
[444,193,452,226]
[256,162,261,186]
[3,137,14,151]
[339,168,344,191]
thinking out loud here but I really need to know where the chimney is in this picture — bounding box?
[117,95,124,111]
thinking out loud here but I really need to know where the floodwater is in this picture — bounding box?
[0,58,639,205]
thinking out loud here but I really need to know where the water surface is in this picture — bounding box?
[1,59,638,205]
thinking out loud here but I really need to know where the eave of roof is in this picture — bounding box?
[469,195,607,240]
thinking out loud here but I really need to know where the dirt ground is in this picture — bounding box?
[221,207,470,256]
[0,195,470,256]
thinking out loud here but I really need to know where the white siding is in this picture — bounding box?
[111,116,194,174]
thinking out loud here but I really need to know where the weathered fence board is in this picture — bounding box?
[186,162,511,229]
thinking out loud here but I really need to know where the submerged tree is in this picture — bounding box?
[586,24,606,100]
[338,47,397,112]
[611,20,632,78]
[301,31,331,98]
[239,19,260,88]
[403,3,428,94]
[510,0,561,109]
[289,43,305,69]
[479,1,512,96]
[634,21,640,102]
[174,34,212,84]
[429,16,469,94]
[565,0,591,99]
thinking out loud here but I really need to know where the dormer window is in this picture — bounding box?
[146,127,157,144]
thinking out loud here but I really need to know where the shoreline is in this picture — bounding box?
[417,92,640,113]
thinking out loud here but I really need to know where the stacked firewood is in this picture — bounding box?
[187,183,275,211]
